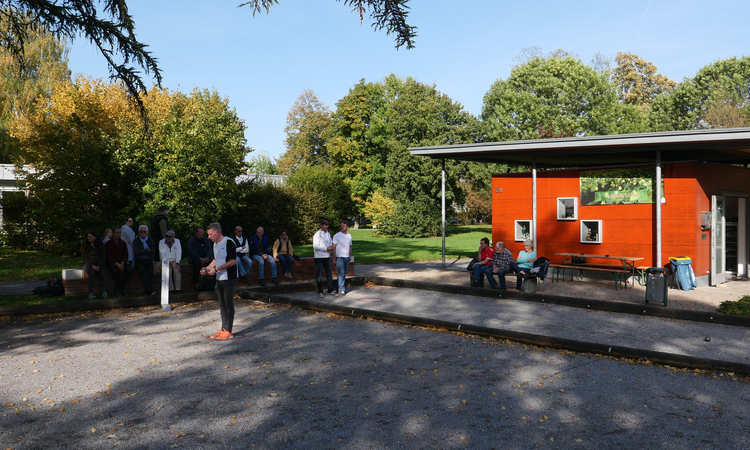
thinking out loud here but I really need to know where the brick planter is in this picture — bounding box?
[62,257,354,296]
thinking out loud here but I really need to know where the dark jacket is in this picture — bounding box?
[188,235,212,262]
[250,234,270,256]
[150,214,169,259]
[82,242,105,268]
[133,236,156,261]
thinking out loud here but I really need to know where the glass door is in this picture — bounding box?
[711,195,726,285]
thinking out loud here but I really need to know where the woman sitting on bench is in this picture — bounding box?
[514,239,536,291]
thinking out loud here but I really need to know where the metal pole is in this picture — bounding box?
[656,152,662,267]
[442,159,446,270]
[532,158,537,250]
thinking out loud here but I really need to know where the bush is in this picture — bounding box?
[377,194,442,238]
[285,165,352,241]
[718,295,750,316]
[220,181,305,244]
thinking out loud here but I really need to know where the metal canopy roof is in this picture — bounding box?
[409,127,750,168]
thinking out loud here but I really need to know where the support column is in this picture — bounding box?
[442,159,446,270]
[532,158,537,249]
[656,152,662,267]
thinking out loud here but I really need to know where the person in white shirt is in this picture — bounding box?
[312,219,334,297]
[332,221,353,295]
[158,230,182,292]
[203,222,238,340]
[231,226,251,279]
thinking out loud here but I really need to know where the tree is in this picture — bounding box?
[247,150,279,175]
[0,1,161,109]
[9,77,132,252]
[285,164,352,240]
[611,52,676,110]
[117,87,250,240]
[244,0,417,49]
[278,89,333,174]
[482,55,648,141]
[328,79,389,208]
[9,79,249,252]
[649,56,750,131]
[379,76,480,237]
[0,13,70,163]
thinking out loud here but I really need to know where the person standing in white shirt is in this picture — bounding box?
[312,219,334,297]
[332,221,353,295]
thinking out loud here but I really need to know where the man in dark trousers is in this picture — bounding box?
[150,205,169,261]
[188,226,212,288]
[133,225,156,295]
[105,227,132,296]
[203,222,238,340]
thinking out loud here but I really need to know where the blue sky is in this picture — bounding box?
[67,0,750,161]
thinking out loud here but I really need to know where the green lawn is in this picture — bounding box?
[0,225,491,308]
[294,225,491,264]
[0,247,81,282]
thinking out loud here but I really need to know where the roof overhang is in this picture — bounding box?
[409,128,750,169]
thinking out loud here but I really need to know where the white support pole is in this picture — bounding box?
[442,159,446,270]
[532,158,537,250]
[656,151,662,267]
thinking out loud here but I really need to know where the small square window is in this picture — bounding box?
[515,220,532,241]
[557,197,577,221]
[580,220,602,244]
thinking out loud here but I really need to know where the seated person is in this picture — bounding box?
[514,239,537,290]
[490,241,520,290]
[250,226,280,286]
[81,230,107,299]
[273,229,295,279]
[471,237,494,287]
[158,230,182,292]
[188,226,212,287]
[231,226,252,279]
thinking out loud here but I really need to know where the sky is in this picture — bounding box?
[66,0,750,161]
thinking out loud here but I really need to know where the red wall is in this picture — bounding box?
[491,162,750,275]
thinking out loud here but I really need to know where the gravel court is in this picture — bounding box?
[290,285,750,367]
[1,299,749,449]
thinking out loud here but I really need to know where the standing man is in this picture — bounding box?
[332,221,353,296]
[231,226,252,280]
[105,227,132,296]
[472,237,494,287]
[159,230,182,292]
[133,225,155,295]
[150,205,169,261]
[203,222,238,340]
[313,219,334,298]
[250,226,279,286]
[121,217,136,268]
[188,226,212,288]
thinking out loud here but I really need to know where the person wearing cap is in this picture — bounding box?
[150,205,170,260]
[159,230,182,292]
[312,219,335,297]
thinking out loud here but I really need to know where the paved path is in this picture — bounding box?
[0,279,46,295]
[280,283,750,369]
[2,298,749,449]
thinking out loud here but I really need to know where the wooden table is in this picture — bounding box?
[554,253,645,289]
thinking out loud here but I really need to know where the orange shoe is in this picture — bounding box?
[217,329,233,340]
[210,329,224,339]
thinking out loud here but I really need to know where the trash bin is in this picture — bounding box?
[669,256,697,291]
[645,267,668,306]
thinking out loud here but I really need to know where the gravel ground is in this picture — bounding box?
[355,261,750,313]
[2,299,750,449]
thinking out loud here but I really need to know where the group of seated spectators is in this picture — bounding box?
[469,238,538,291]
[79,206,297,299]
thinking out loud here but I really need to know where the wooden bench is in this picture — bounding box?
[550,263,630,290]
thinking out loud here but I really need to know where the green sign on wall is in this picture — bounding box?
[580,167,664,205]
